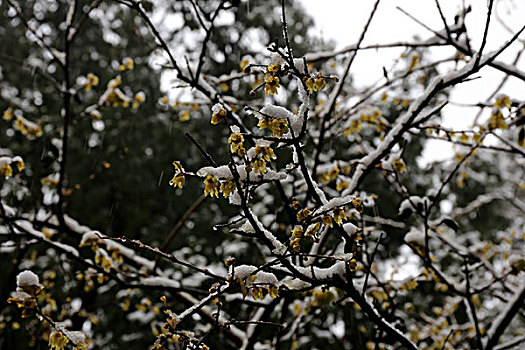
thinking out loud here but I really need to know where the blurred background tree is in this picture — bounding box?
[0,0,328,348]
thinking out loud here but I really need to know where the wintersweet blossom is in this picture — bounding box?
[211,107,227,125]
[268,118,289,138]
[228,133,246,156]
[392,158,406,173]
[220,180,236,197]
[254,145,275,161]
[266,63,280,76]
[203,175,219,197]
[0,163,13,178]
[169,161,185,189]
[494,94,511,110]
[49,331,68,350]
[265,76,280,95]
[252,158,268,175]
[3,107,13,120]
[313,77,326,91]
[333,207,346,225]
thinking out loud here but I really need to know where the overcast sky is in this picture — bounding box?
[301,0,525,162]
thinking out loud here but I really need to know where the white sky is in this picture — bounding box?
[301,0,525,163]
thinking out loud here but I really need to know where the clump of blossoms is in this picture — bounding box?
[0,156,25,179]
[228,133,246,156]
[13,115,43,138]
[264,63,281,95]
[258,116,289,138]
[8,271,89,349]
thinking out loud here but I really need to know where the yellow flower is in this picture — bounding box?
[169,161,185,189]
[376,120,387,133]
[240,58,250,72]
[14,117,43,138]
[408,54,420,72]
[134,91,146,103]
[251,287,264,301]
[489,111,508,130]
[297,208,311,222]
[124,57,134,70]
[266,63,280,76]
[305,77,315,93]
[292,226,304,238]
[265,76,280,95]
[179,110,190,122]
[318,173,330,185]
[49,331,69,350]
[328,167,339,180]
[313,77,326,92]
[255,145,275,161]
[333,207,346,225]
[257,116,269,130]
[228,133,246,156]
[472,133,482,143]
[459,133,469,143]
[252,158,267,175]
[291,239,301,252]
[3,107,13,120]
[7,292,37,313]
[336,181,349,192]
[392,158,406,173]
[269,285,279,298]
[312,289,335,307]
[352,198,363,213]
[87,73,99,86]
[161,96,169,104]
[322,215,333,227]
[211,108,227,125]
[268,118,289,138]
[107,75,121,89]
[1,163,13,178]
[220,180,236,197]
[203,175,219,197]
[343,120,362,136]
[94,252,112,271]
[494,95,511,110]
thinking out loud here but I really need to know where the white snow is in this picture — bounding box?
[254,271,278,285]
[342,222,359,235]
[235,265,258,279]
[17,270,40,287]
[294,261,347,281]
[196,165,287,182]
[140,276,180,289]
[80,231,102,246]
[404,228,425,247]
